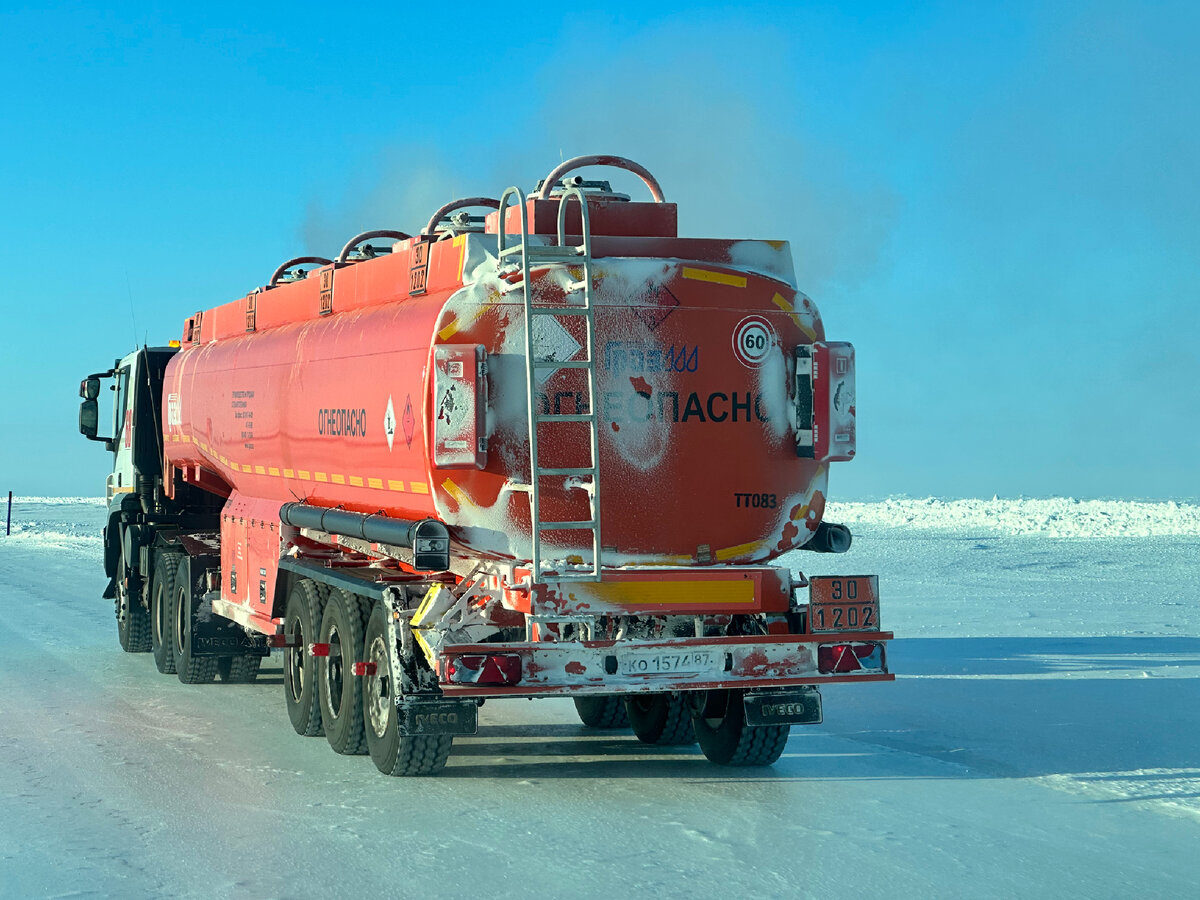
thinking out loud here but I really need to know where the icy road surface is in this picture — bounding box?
[1,498,1198,898]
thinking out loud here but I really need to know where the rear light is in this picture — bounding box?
[309,642,331,657]
[445,654,522,685]
[817,642,882,674]
[351,661,377,677]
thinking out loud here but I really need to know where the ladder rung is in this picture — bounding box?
[532,359,593,369]
[530,306,589,315]
[525,246,585,260]
[536,467,596,477]
[535,413,595,423]
[537,520,597,530]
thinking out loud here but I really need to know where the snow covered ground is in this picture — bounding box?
[1,498,1197,897]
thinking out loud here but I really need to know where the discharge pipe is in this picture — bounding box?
[279,502,450,571]
[804,521,853,553]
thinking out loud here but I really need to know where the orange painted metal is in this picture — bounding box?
[162,182,842,569]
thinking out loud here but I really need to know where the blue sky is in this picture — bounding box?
[1,1,1196,499]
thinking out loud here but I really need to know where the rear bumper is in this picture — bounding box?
[436,631,894,699]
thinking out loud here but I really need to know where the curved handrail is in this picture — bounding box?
[268,256,333,288]
[422,197,501,236]
[556,186,593,258]
[536,154,665,202]
[496,186,529,259]
[336,229,412,264]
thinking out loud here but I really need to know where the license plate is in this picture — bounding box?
[809,575,880,632]
[620,651,716,676]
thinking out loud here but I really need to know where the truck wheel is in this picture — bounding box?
[625,693,697,745]
[692,689,790,766]
[318,588,370,755]
[151,550,182,675]
[362,601,453,776]
[284,579,327,736]
[573,696,630,728]
[115,543,151,653]
[173,556,217,684]
[217,655,262,684]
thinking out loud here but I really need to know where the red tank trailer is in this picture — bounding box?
[79,155,892,775]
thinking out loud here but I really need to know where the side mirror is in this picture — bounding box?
[80,377,101,400]
[79,399,99,437]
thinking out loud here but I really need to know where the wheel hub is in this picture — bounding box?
[366,636,391,738]
[325,624,344,716]
[286,620,305,702]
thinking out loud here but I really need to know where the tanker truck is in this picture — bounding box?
[77,155,893,776]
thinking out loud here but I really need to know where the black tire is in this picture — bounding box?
[362,601,453,776]
[173,556,217,684]
[217,654,262,683]
[574,695,630,728]
[692,689,790,766]
[115,542,151,653]
[151,550,181,675]
[625,693,697,745]
[284,579,327,736]
[318,588,371,755]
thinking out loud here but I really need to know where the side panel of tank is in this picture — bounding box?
[163,296,445,523]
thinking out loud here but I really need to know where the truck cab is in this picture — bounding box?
[79,345,179,604]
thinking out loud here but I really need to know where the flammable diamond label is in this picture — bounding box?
[531,315,583,383]
[383,395,396,451]
[633,284,679,332]
[402,394,415,448]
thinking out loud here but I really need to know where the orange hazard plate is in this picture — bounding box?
[809,575,880,632]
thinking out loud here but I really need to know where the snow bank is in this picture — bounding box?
[5,497,1198,542]
[3,498,105,557]
[10,496,105,505]
[827,497,1200,538]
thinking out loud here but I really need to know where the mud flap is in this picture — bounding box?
[743,688,823,727]
[397,699,479,736]
[191,617,270,657]
[189,566,269,658]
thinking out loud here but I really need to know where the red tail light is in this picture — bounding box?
[818,642,881,674]
[446,654,522,685]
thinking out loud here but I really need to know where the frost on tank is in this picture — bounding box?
[727,239,798,287]
[427,229,833,567]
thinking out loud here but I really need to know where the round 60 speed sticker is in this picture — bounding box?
[732,315,777,368]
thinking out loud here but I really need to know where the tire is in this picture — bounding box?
[625,693,697,745]
[217,654,262,683]
[115,542,151,652]
[692,690,790,766]
[318,588,371,755]
[362,601,453,776]
[573,695,630,728]
[283,579,327,736]
[173,556,217,684]
[151,550,181,674]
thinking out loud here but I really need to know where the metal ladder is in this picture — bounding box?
[497,185,603,583]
